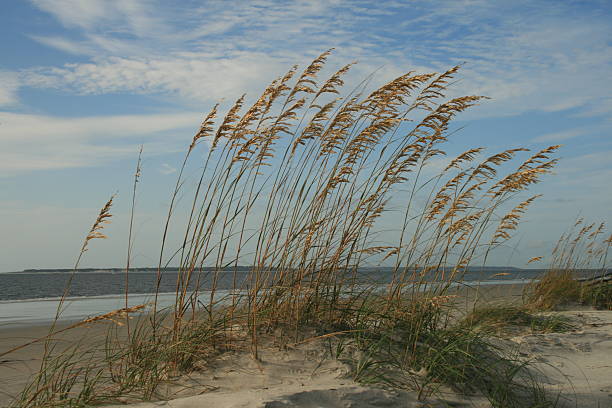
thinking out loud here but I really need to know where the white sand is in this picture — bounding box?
[3,309,610,407]
[102,337,482,408]
[511,310,612,408]
[101,311,612,408]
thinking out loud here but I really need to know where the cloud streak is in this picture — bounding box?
[5,0,610,179]
[0,111,201,174]
[533,128,591,143]
[0,72,19,106]
[23,53,289,102]
[20,0,611,120]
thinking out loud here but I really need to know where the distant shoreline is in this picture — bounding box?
[14,265,608,273]
[8,266,609,276]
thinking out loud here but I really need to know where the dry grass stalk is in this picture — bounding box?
[79,195,115,255]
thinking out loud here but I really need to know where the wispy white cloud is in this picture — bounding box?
[30,0,162,35]
[0,111,201,174]
[572,97,612,119]
[15,0,612,182]
[532,128,591,143]
[561,150,612,174]
[422,17,612,119]
[159,163,176,175]
[23,53,289,102]
[22,0,611,121]
[540,149,612,213]
[0,72,19,106]
[0,111,200,141]
[29,35,96,55]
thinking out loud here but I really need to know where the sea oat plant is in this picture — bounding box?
[527,220,611,310]
[8,51,568,407]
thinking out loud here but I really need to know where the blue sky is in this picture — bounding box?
[0,0,610,272]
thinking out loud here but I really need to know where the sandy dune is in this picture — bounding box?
[2,309,611,407]
[101,338,483,408]
[100,310,612,408]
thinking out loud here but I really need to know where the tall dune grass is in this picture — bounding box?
[526,219,611,310]
[6,51,573,407]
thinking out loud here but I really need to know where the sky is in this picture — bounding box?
[0,0,610,272]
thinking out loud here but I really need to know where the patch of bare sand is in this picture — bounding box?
[508,310,612,408]
[102,337,485,408]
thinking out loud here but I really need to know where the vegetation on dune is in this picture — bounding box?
[583,281,612,310]
[4,50,610,408]
[526,219,612,311]
[462,304,575,335]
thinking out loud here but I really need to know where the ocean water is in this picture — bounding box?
[0,267,549,302]
[0,267,600,326]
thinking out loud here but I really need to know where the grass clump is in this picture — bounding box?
[526,271,582,310]
[581,281,612,310]
[526,271,612,311]
[462,304,575,335]
[102,310,234,401]
[327,296,559,407]
[5,51,578,407]
[526,220,611,311]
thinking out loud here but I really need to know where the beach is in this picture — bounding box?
[3,3,611,406]
[97,309,612,408]
[1,283,610,408]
